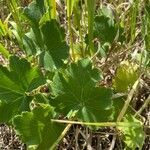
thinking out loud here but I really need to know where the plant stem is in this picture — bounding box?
[51,124,72,150]
[79,0,84,57]
[117,79,140,122]
[67,0,75,60]
[135,95,150,117]
[68,15,75,60]
[51,119,142,127]
[86,0,96,55]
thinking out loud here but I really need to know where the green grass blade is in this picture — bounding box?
[66,0,75,17]
[0,43,10,58]
[143,1,150,51]
[7,0,24,49]
[46,0,57,19]
[66,0,76,60]
[86,0,96,55]
[130,0,139,43]
[0,19,7,37]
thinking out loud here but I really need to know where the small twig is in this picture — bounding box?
[109,79,140,150]
[51,119,146,127]
[109,135,117,150]
[52,119,117,127]
[135,95,150,117]
[75,126,80,150]
[117,79,140,122]
[51,124,72,150]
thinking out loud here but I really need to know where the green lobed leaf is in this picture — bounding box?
[24,1,69,70]
[98,5,115,19]
[93,13,125,45]
[23,33,38,55]
[94,15,117,44]
[24,0,45,24]
[0,56,45,123]
[113,61,139,93]
[13,104,65,150]
[50,58,114,124]
[0,96,32,123]
[23,1,45,51]
[118,115,145,149]
[23,26,44,56]
[40,20,69,71]
[41,20,65,49]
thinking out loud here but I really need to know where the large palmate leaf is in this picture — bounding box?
[50,58,114,123]
[118,115,145,149]
[0,56,45,123]
[13,104,64,150]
